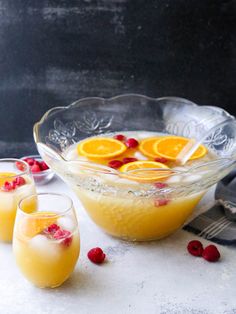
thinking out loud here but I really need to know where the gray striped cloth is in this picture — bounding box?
[184,170,236,245]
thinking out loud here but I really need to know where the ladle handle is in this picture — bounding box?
[176,118,235,165]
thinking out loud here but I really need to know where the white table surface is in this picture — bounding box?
[0,176,236,314]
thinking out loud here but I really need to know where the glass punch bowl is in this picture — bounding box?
[33,95,236,241]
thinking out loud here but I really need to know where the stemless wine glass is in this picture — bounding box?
[0,158,36,242]
[13,193,80,288]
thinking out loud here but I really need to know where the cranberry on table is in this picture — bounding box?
[87,247,106,264]
[187,240,204,257]
[187,241,221,262]
[202,245,220,262]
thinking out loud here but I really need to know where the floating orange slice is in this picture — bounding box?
[77,137,127,159]
[139,137,162,159]
[154,136,207,161]
[119,160,170,182]
[0,172,16,186]
[20,212,59,238]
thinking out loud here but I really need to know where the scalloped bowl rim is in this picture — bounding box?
[33,94,235,179]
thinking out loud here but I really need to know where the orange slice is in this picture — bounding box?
[77,137,127,159]
[0,172,16,186]
[119,160,170,182]
[154,136,207,161]
[139,137,162,158]
[20,212,59,238]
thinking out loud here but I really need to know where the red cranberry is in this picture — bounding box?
[187,240,204,257]
[154,182,168,189]
[202,245,220,262]
[15,161,25,171]
[24,158,35,166]
[46,224,60,234]
[87,247,106,264]
[13,176,26,186]
[125,138,139,148]
[114,134,126,141]
[53,229,71,240]
[53,229,72,247]
[154,198,170,207]
[31,164,41,173]
[62,236,73,247]
[122,157,138,164]
[44,224,72,247]
[33,160,41,166]
[40,161,49,171]
[1,181,14,192]
[155,157,168,163]
[108,160,123,169]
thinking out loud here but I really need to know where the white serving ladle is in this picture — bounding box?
[176,118,235,165]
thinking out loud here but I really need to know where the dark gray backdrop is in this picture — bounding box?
[0,0,235,157]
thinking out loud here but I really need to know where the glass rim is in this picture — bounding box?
[0,158,30,179]
[18,192,74,217]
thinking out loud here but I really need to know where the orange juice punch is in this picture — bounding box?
[57,131,211,241]
[13,193,80,288]
[0,158,36,242]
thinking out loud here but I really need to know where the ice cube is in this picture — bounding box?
[67,162,87,175]
[0,192,14,211]
[166,175,182,184]
[116,178,139,185]
[57,217,75,232]
[65,147,85,161]
[182,174,202,183]
[172,166,188,172]
[136,131,156,140]
[103,173,119,183]
[134,151,148,160]
[30,235,60,259]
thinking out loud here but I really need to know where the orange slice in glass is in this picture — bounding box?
[119,160,170,182]
[77,137,127,159]
[139,137,162,158]
[154,136,207,161]
[0,172,16,186]
[20,212,59,238]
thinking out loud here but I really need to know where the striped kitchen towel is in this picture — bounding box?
[184,169,236,246]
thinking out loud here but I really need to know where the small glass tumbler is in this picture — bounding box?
[13,193,80,288]
[0,158,36,242]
